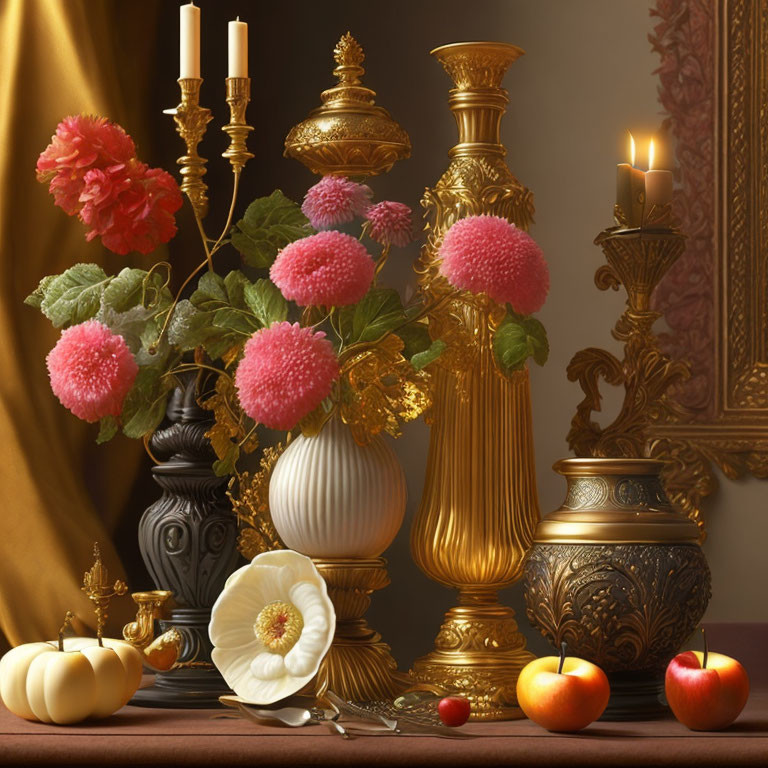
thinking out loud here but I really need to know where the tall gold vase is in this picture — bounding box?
[409,42,539,721]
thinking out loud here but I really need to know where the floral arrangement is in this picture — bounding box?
[28,115,550,478]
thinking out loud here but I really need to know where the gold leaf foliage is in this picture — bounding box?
[200,374,259,464]
[227,445,286,560]
[339,334,431,445]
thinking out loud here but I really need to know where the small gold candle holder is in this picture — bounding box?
[222,77,254,173]
[164,78,213,220]
[81,542,127,645]
[566,202,690,462]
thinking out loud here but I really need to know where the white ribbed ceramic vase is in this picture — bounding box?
[268,417,407,558]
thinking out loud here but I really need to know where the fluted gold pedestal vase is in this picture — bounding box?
[410,42,539,721]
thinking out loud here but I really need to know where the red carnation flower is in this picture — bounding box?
[36,115,136,215]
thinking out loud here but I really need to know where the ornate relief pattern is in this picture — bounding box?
[523,543,711,673]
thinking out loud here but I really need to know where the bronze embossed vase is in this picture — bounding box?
[523,458,711,720]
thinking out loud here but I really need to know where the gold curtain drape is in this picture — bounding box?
[0,0,159,649]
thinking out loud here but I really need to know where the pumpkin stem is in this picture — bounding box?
[58,611,75,652]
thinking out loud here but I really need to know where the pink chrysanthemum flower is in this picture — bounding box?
[235,322,340,430]
[36,115,136,215]
[365,201,414,248]
[439,215,549,315]
[270,231,375,307]
[46,320,138,423]
[80,161,182,255]
[301,175,372,230]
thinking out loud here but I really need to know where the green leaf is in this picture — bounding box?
[102,267,171,313]
[213,443,240,476]
[341,288,405,345]
[493,314,550,374]
[190,271,228,311]
[244,279,288,328]
[230,190,313,268]
[25,275,56,309]
[411,339,446,371]
[121,365,172,439]
[212,308,261,337]
[396,321,433,360]
[223,270,251,309]
[39,264,109,327]
[96,415,118,445]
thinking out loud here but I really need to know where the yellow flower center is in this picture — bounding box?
[254,600,304,654]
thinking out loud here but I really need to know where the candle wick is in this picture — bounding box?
[237,15,240,21]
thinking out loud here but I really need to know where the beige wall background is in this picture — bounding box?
[356,0,768,668]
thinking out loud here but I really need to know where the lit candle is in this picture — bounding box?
[616,132,645,227]
[644,139,673,209]
[228,18,248,78]
[179,3,201,79]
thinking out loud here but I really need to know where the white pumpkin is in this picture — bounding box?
[0,636,142,725]
[268,416,407,557]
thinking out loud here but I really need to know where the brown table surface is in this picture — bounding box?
[1,689,767,767]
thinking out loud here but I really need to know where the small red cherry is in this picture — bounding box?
[438,696,471,727]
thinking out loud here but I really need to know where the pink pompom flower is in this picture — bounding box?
[80,161,182,255]
[438,215,549,315]
[235,322,340,430]
[270,230,375,307]
[365,201,414,248]
[301,175,372,230]
[36,115,136,215]
[46,320,138,423]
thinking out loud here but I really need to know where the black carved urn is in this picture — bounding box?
[522,458,711,720]
[130,375,242,708]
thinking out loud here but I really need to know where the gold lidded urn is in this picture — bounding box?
[523,458,711,720]
[284,32,411,177]
[409,42,538,721]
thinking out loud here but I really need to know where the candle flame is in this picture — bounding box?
[629,132,636,167]
[648,138,655,171]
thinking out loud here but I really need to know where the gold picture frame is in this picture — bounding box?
[648,0,768,534]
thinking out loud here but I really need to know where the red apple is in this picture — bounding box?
[665,640,749,731]
[437,696,471,727]
[516,644,610,731]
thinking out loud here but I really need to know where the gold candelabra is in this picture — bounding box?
[164,76,254,239]
[81,542,127,645]
[566,203,691,469]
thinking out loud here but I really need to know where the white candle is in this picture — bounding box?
[644,140,673,208]
[616,134,645,227]
[228,18,248,78]
[179,3,201,79]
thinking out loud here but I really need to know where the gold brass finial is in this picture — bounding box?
[333,32,365,82]
[81,542,127,646]
[284,32,411,177]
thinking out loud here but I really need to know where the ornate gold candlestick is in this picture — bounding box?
[81,542,127,644]
[164,78,212,221]
[409,42,537,721]
[566,204,691,468]
[222,78,254,173]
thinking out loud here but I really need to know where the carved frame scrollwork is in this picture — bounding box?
[648,0,768,529]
